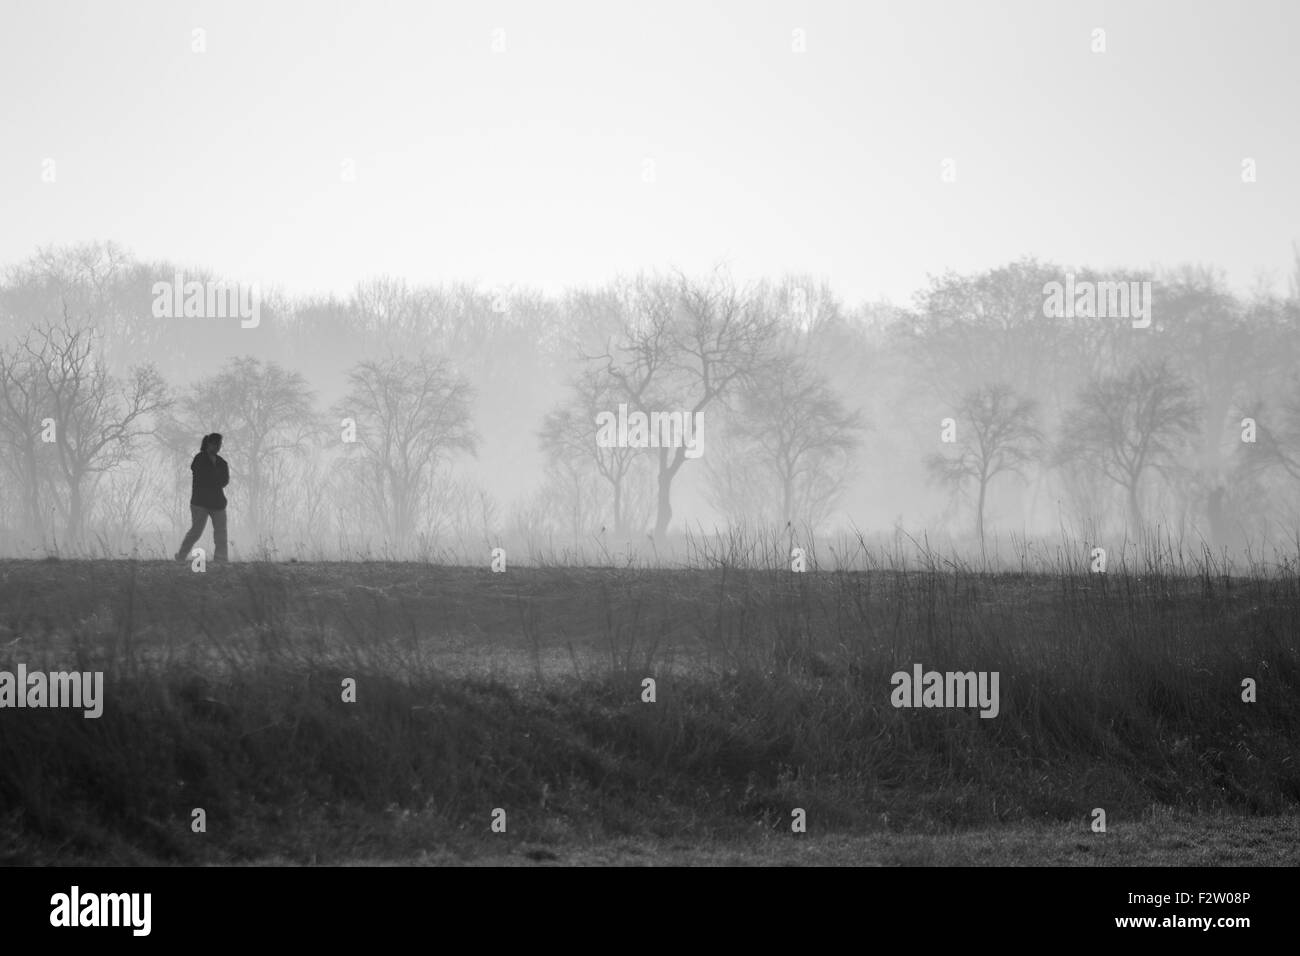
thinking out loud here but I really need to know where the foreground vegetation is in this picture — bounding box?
[0,546,1297,865]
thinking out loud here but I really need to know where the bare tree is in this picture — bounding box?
[909,259,1079,414]
[539,366,651,537]
[1238,389,1300,484]
[336,354,478,553]
[17,313,168,548]
[97,456,168,555]
[1153,268,1279,485]
[1058,361,1199,531]
[0,336,53,545]
[586,270,773,538]
[711,356,864,529]
[2,241,191,375]
[926,383,1041,547]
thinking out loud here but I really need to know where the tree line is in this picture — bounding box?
[2,241,1299,560]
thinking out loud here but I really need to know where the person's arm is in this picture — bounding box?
[219,459,229,488]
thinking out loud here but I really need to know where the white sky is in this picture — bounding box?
[3,0,1297,307]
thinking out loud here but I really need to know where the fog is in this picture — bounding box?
[2,1,1298,567]
[3,246,1298,566]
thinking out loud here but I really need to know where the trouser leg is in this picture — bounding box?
[211,508,228,561]
[178,506,209,559]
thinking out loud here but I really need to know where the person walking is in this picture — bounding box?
[175,433,229,563]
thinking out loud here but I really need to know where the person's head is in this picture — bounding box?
[201,433,223,455]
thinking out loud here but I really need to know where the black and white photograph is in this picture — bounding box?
[0,0,1294,939]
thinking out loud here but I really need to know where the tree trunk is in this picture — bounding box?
[67,480,84,549]
[612,477,623,537]
[23,447,42,544]
[571,471,581,543]
[653,446,688,539]
[654,467,673,539]
[248,461,262,541]
[392,478,410,553]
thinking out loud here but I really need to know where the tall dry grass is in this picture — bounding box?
[0,529,1296,863]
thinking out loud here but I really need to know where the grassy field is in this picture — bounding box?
[332,813,1300,866]
[0,551,1297,865]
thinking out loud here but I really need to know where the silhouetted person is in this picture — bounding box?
[176,433,229,562]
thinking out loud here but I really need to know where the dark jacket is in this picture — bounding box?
[190,452,229,510]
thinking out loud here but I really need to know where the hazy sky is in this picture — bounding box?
[3,0,1297,307]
